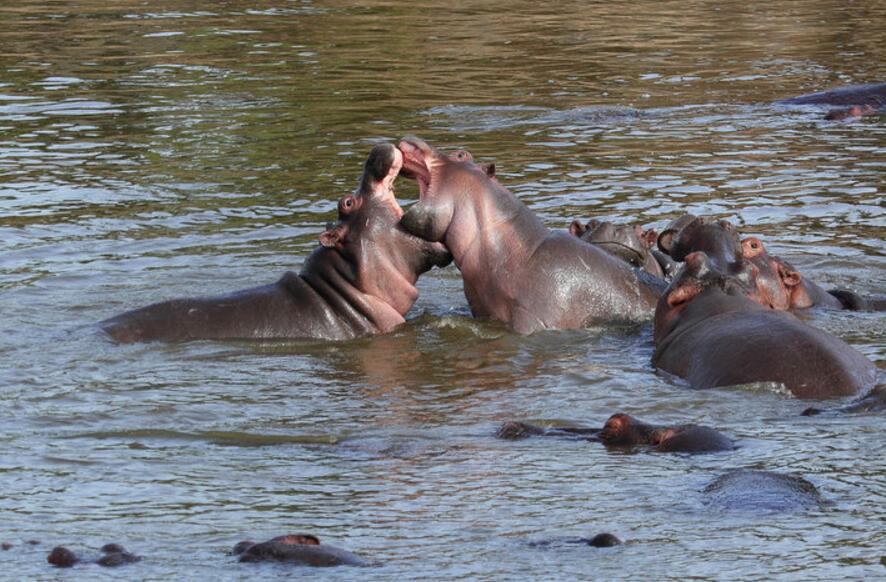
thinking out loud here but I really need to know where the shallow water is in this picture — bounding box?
[0,1,884,580]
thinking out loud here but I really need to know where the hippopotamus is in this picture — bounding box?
[775,82,886,121]
[741,237,884,311]
[569,219,671,278]
[47,543,141,568]
[702,470,823,511]
[99,144,451,343]
[496,412,734,453]
[396,136,663,334]
[653,252,877,399]
[656,213,742,271]
[802,384,886,416]
[232,534,369,567]
[529,533,623,548]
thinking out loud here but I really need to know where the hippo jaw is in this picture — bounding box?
[396,137,460,243]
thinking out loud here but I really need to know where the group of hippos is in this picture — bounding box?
[31,83,885,569]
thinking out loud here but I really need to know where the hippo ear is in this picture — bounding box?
[777,263,801,288]
[483,163,496,178]
[640,228,657,249]
[319,224,347,249]
[657,229,678,255]
[569,219,587,238]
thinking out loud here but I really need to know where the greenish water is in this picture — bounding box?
[0,1,883,580]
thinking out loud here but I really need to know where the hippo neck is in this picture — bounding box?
[299,247,407,334]
[445,180,549,286]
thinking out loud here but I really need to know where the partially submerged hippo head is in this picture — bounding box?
[233,534,369,567]
[397,136,494,243]
[657,214,743,270]
[654,251,760,343]
[740,237,805,310]
[570,219,664,277]
[595,413,734,453]
[318,143,452,315]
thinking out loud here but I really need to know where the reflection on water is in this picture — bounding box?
[0,0,883,579]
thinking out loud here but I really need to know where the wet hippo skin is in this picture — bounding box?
[653,252,877,399]
[775,82,886,120]
[397,136,663,334]
[569,218,668,278]
[47,543,141,568]
[497,412,734,453]
[702,470,823,511]
[232,534,369,567]
[99,144,451,343]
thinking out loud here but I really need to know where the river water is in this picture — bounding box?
[1,1,883,580]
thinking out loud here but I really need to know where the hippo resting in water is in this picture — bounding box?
[497,412,734,453]
[99,144,451,343]
[653,251,877,399]
[802,384,886,416]
[703,470,823,511]
[397,137,664,334]
[569,219,673,279]
[658,213,881,311]
[775,82,886,120]
[48,544,140,568]
[232,534,369,567]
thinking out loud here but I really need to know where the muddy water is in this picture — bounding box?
[1,1,884,580]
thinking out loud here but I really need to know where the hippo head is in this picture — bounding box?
[318,143,452,315]
[654,251,761,343]
[657,215,742,270]
[397,136,495,243]
[740,237,811,310]
[595,413,656,446]
[570,219,657,268]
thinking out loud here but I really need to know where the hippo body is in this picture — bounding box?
[233,535,369,567]
[775,82,886,120]
[703,470,822,511]
[397,137,663,334]
[99,144,451,343]
[802,384,886,416]
[653,253,877,399]
[496,413,734,453]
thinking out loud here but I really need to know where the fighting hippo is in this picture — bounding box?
[741,237,884,311]
[397,137,663,334]
[702,470,823,511]
[496,412,734,453]
[653,252,877,399]
[775,82,886,120]
[48,544,141,568]
[232,534,369,567]
[99,144,451,343]
[569,219,671,278]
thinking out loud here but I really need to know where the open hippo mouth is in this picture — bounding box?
[397,138,433,198]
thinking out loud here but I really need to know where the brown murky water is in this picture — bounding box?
[1,1,883,579]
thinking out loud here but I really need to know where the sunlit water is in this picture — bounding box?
[0,1,883,580]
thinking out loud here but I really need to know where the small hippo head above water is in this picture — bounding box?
[570,219,665,277]
[233,534,370,567]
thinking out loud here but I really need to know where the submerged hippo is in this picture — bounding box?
[48,543,141,568]
[703,470,823,511]
[653,252,877,399]
[232,534,369,567]
[99,144,451,343]
[529,533,623,548]
[775,82,886,120]
[741,237,884,311]
[497,412,734,453]
[397,137,663,334]
[569,219,670,278]
[802,384,886,416]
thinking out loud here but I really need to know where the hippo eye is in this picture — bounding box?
[339,195,358,214]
